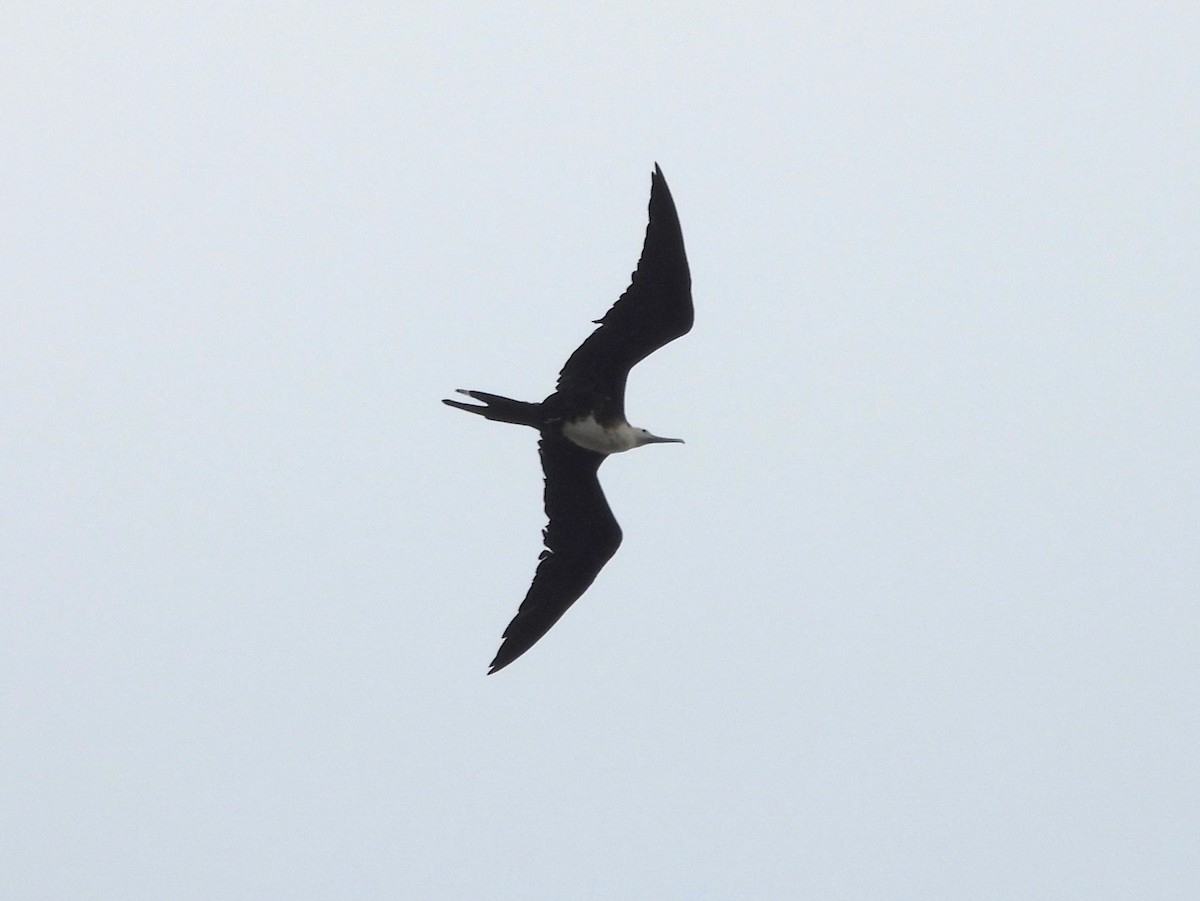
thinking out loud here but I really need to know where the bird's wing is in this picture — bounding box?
[554,164,693,421]
[488,436,622,673]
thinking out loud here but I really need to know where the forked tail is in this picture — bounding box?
[442,389,541,427]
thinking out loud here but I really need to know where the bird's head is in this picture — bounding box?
[632,427,685,448]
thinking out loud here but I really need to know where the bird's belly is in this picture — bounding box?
[562,416,636,454]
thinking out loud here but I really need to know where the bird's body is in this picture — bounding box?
[444,165,692,673]
[561,415,651,455]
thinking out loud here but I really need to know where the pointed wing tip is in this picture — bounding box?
[649,165,677,211]
[487,646,519,675]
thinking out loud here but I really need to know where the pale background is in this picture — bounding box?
[3,4,1197,898]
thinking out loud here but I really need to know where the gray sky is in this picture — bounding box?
[4,3,1197,898]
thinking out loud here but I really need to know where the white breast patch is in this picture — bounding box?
[562,415,637,454]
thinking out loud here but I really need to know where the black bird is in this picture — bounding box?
[444,165,693,673]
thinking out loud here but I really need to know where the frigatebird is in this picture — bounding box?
[444,164,693,673]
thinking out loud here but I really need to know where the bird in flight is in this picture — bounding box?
[444,164,693,673]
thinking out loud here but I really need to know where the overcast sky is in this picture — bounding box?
[3,3,1198,899]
